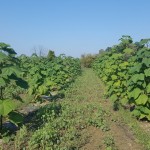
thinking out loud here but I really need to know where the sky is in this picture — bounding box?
[0,0,150,58]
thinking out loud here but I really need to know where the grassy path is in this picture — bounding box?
[5,69,150,150]
[65,68,144,150]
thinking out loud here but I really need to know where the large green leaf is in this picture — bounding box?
[117,72,126,78]
[119,62,129,69]
[129,64,142,73]
[0,78,6,87]
[29,66,39,75]
[139,38,150,46]
[138,107,150,120]
[111,75,117,80]
[110,94,118,102]
[38,85,48,95]
[132,109,140,117]
[120,98,128,105]
[139,114,147,119]
[146,84,150,93]
[147,115,150,121]
[140,106,150,114]
[102,76,107,81]
[0,52,8,62]
[142,58,150,67]
[131,74,144,83]
[128,88,141,99]
[0,42,17,55]
[8,111,24,125]
[29,74,42,83]
[113,80,121,87]
[41,70,47,75]
[2,66,21,77]
[28,86,35,95]
[144,68,150,77]
[0,99,16,116]
[135,94,148,105]
[123,48,134,55]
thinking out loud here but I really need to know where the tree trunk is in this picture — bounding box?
[0,87,3,99]
[0,115,2,137]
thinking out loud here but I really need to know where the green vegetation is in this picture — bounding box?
[18,54,81,100]
[1,69,148,150]
[0,43,25,134]
[0,42,81,139]
[116,107,150,150]
[47,50,55,61]
[103,135,117,150]
[0,37,150,150]
[80,54,97,68]
[93,35,150,120]
[6,69,113,149]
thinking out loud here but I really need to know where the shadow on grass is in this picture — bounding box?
[2,93,64,137]
[24,102,62,132]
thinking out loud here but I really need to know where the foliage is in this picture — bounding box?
[18,54,81,100]
[81,53,97,68]
[127,47,150,120]
[12,69,110,149]
[0,43,25,133]
[93,35,150,120]
[87,107,110,131]
[103,135,117,150]
[0,42,81,136]
[47,50,55,61]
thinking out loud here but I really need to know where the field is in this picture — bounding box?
[0,37,150,150]
[1,0,150,149]
[1,69,150,149]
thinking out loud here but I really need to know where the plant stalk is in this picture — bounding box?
[0,115,2,137]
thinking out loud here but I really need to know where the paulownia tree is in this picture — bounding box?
[0,43,24,135]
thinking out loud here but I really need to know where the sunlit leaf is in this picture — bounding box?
[0,99,16,116]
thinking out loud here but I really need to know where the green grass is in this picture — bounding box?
[117,107,150,150]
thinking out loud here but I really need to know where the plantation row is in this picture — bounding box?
[0,42,81,131]
[93,36,150,120]
[19,53,81,98]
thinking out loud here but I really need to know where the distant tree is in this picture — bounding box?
[118,35,133,50]
[81,54,97,68]
[31,53,38,57]
[119,35,133,45]
[99,49,105,54]
[105,47,112,52]
[32,45,46,57]
[47,50,55,61]
[139,38,150,48]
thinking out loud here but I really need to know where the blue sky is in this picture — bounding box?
[0,0,150,57]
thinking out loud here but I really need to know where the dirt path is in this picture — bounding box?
[74,69,144,150]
